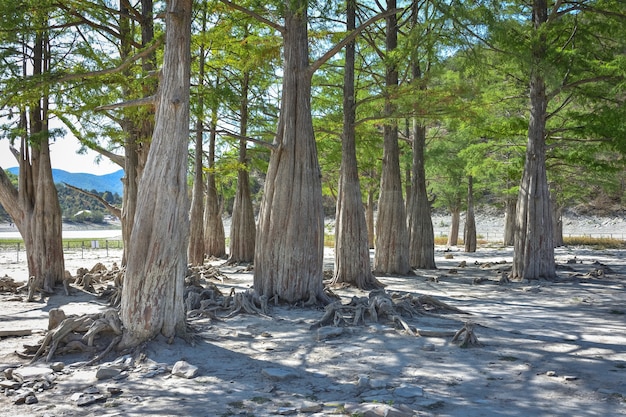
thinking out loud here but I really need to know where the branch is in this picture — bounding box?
[63,183,122,219]
[547,75,622,101]
[54,38,162,84]
[95,95,156,111]
[309,8,403,74]
[218,130,276,150]
[219,0,285,34]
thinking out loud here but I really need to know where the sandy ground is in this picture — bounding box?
[0,217,626,416]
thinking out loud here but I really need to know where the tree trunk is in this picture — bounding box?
[407,121,436,268]
[464,176,477,252]
[366,186,375,249]
[503,195,516,246]
[331,0,381,290]
[373,0,410,275]
[447,205,460,247]
[512,0,556,280]
[188,19,207,266]
[120,0,155,266]
[229,70,256,264]
[120,0,191,348]
[406,14,435,269]
[0,30,66,295]
[203,107,226,258]
[551,191,564,247]
[254,2,329,304]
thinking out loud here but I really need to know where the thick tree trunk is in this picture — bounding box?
[512,0,556,280]
[229,71,256,264]
[447,205,460,247]
[188,27,207,266]
[0,31,65,295]
[254,2,329,304]
[332,0,381,290]
[120,0,191,348]
[373,0,410,275]
[464,176,477,252]
[203,113,226,258]
[503,195,516,246]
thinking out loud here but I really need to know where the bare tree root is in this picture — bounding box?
[451,321,482,348]
[27,309,124,364]
[310,289,469,337]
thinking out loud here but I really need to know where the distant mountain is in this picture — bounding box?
[7,167,124,195]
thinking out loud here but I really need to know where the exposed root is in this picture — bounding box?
[452,321,482,348]
[27,309,123,364]
[310,289,469,337]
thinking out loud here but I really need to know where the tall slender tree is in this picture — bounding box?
[374,0,410,275]
[332,0,381,290]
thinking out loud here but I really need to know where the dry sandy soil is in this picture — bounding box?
[1,220,626,417]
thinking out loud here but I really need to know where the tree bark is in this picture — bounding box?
[503,195,516,246]
[447,205,460,247]
[188,16,207,266]
[551,191,564,247]
[464,176,477,252]
[406,12,436,269]
[0,29,65,295]
[120,0,191,348]
[366,186,375,249]
[228,70,256,263]
[119,0,155,266]
[254,1,329,304]
[332,0,381,290]
[203,106,226,258]
[512,0,556,280]
[373,0,410,275]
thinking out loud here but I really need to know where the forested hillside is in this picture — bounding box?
[0,169,121,223]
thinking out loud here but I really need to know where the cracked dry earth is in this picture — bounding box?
[1,246,626,417]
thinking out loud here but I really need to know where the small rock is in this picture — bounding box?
[562,375,578,381]
[344,402,415,417]
[356,375,370,389]
[299,401,323,412]
[0,380,21,390]
[171,360,198,379]
[394,385,424,399]
[369,379,388,389]
[13,390,34,405]
[96,366,121,380]
[107,386,123,395]
[261,367,298,381]
[13,365,53,381]
[24,394,38,404]
[50,362,65,372]
[545,371,557,377]
[316,326,344,341]
[73,393,106,407]
[277,407,297,415]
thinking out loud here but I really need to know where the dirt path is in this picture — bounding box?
[1,246,626,416]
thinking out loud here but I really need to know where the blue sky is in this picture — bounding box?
[0,136,120,175]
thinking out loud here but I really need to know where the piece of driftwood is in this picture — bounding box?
[0,329,32,337]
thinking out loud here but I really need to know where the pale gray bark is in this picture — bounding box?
[120,0,191,348]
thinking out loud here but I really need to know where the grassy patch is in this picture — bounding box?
[563,236,625,249]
